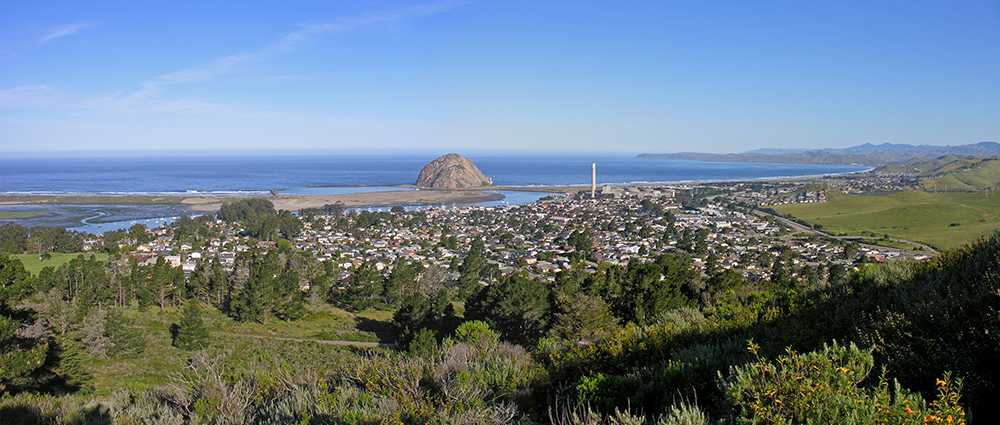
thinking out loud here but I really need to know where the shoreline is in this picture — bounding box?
[0,166,873,211]
[185,190,506,212]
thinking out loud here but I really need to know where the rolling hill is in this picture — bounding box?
[874,155,1000,192]
[639,141,1000,166]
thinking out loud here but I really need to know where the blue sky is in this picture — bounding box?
[2,0,999,154]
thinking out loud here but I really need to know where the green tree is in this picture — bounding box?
[272,270,305,321]
[393,292,431,342]
[0,255,48,394]
[54,337,93,393]
[173,301,209,350]
[549,292,618,342]
[383,260,418,306]
[106,308,144,357]
[466,273,551,345]
[230,251,279,322]
[407,328,438,357]
[342,261,382,311]
[0,255,32,305]
[0,312,48,394]
[568,228,594,261]
[457,239,487,298]
[393,289,455,343]
[230,271,268,322]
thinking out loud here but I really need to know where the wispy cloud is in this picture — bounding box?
[39,22,93,44]
[0,85,55,107]
[128,0,465,100]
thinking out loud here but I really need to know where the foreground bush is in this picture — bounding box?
[721,342,965,425]
[0,323,543,424]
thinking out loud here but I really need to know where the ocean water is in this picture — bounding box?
[0,154,866,194]
[0,154,866,233]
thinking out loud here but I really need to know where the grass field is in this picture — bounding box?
[87,303,396,395]
[0,210,45,219]
[13,252,109,275]
[922,159,1000,192]
[775,190,1000,250]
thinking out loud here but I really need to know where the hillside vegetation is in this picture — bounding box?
[3,206,1000,423]
[874,156,1000,192]
[6,233,1000,422]
[640,141,1000,166]
[776,190,1000,250]
[875,155,987,176]
[922,159,1000,191]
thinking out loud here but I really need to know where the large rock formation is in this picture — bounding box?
[415,153,492,189]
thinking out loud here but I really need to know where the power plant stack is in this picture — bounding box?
[591,162,596,198]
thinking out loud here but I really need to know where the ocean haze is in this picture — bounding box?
[0,154,866,194]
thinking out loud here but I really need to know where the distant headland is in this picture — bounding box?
[639,141,1000,166]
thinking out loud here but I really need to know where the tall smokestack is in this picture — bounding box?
[591,162,596,199]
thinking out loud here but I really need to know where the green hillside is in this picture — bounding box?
[922,158,1000,191]
[775,190,1000,250]
[875,155,985,176]
[875,155,1000,192]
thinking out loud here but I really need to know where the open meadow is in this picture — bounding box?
[86,303,396,396]
[775,190,1000,250]
[13,253,109,275]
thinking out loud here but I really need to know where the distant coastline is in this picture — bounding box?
[0,155,870,233]
[638,141,1000,166]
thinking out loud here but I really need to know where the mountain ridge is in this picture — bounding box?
[639,141,1000,166]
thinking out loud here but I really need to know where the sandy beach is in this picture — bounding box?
[184,190,505,212]
[0,190,507,213]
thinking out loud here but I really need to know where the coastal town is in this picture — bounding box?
[4,2,997,421]
[88,174,928,293]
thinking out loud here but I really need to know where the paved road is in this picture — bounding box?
[753,209,938,256]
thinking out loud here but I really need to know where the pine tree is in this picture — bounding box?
[230,262,270,322]
[342,262,381,311]
[54,337,93,393]
[457,239,486,298]
[0,256,47,394]
[173,301,209,350]
[272,270,305,320]
[106,308,144,357]
[383,260,417,306]
[0,312,48,394]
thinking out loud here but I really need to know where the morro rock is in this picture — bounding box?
[415,153,492,189]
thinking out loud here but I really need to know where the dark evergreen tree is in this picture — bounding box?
[272,270,305,321]
[173,301,209,350]
[457,239,486,298]
[383,259,418,306]
[342,261,381,311]
[230,269,268,322]
[230,251,279,322]
[106,308,144,357]
[54,337,93,393]
[466,273,551,345]
[406,328,437,357]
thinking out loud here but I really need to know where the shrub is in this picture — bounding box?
[407,328,438,357]
[451,320,500,347]
[721,341,966,424]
